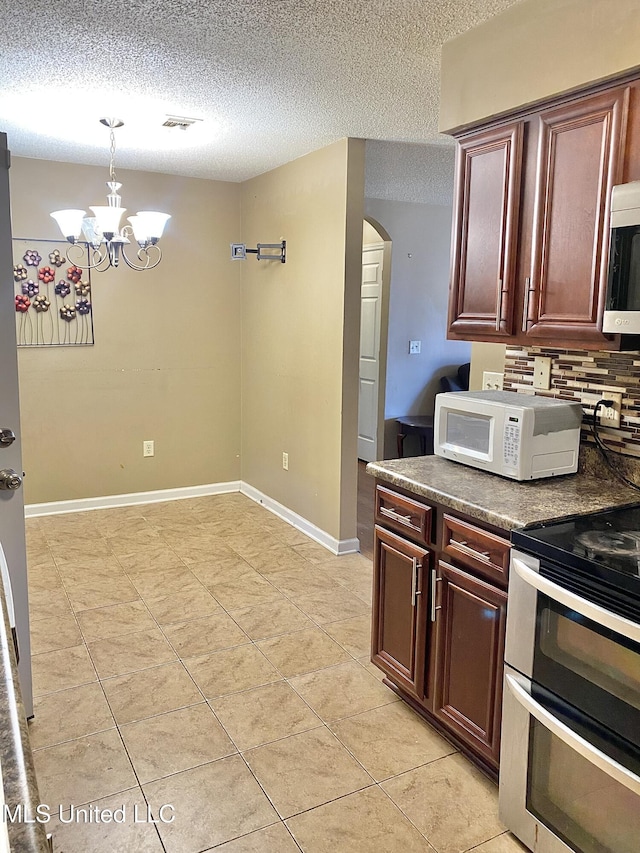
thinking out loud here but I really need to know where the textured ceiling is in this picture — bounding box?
[365,140,455,205]
[0,0,520,182]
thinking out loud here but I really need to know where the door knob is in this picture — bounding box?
[0,470,22,490]
[0,429,16,448]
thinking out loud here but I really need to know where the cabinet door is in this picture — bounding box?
[524,88,629,343]
[448,122,524,338]
[432,561,507,768]
[371,525,430,700]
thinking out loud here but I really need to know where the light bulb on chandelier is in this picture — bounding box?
[50,118,171,272]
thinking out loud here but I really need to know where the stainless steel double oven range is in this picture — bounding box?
[500,506,640,853]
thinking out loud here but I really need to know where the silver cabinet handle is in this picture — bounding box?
[430,568,441,621]
[521,276,534,332]
[411,557,422,606]
[495,279,504,332]
[506,672,640,797]
[512,556,640,644]
[380,506,413,525]
[452,539,492,561]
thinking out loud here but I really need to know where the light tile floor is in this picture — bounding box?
[25,493,525,853]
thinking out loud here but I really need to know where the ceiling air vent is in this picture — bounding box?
[162,116,202,130]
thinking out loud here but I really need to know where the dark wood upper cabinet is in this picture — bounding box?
[525,88,629,344]
[371,525,430,700]
[431,561,507,769]
[447,77,635,350]
[448,122,524,338]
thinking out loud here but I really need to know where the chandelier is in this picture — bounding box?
[50,118,171,272]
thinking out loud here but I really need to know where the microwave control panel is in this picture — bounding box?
[503,415,521,468]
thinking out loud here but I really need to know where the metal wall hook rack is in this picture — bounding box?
[230,241,286,263]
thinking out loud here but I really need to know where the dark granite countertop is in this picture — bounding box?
[366,455,640,531]
[0,583,49,852]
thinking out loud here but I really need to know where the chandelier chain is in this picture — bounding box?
[109,127,117,184]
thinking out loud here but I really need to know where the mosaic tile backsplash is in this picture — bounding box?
[503,346,640,462]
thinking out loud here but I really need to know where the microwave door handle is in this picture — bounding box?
[506,672,640,798]
[512,556,640,645]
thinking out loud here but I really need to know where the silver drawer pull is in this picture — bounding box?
[381,506,414,524]
[453,539,492,561]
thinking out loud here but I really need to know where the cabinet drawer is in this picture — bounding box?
[375,486,432,545]
[442,515,509,586]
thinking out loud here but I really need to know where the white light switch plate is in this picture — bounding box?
[482,371,503,390]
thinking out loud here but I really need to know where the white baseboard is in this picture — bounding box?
[240,482,360,556]
[24,480,362,556]
[24,481,242,518]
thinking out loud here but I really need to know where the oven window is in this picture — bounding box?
[539,604,640,712]
[528,719,640,853]
[446,412,491,454]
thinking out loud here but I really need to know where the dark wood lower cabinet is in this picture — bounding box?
[372,482,509,776]
[431,561,507,768]
[371,525,430,700]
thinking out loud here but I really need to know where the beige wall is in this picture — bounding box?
[440,0,640,132]
[240,139,365,542]
[10,158,242,503]
[469,343,506,392]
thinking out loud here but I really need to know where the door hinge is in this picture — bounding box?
[2,148,10,170]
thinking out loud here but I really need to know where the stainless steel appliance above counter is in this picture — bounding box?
[603,181,640,334]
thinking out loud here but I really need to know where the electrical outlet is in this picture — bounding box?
[282,451,289,470]
[482,371,504,390]
[599,392,623,428]
[143,440,155,457]
[409,340,421,354]
[533,356,552,390]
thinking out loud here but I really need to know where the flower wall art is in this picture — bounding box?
[13,239,94,346]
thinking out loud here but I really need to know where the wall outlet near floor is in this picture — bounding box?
[598,392,623,428]
[282,451,289,470]
[409,340,421,354]
[533,356,552,390]
[482,371,504,391]
[143,440,155,457]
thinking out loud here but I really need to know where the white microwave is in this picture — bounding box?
[434,390,582,481]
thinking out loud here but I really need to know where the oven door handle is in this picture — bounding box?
[512,556,640,645]
[506,672,640,797]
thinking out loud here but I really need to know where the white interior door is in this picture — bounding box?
[0,133,32,715]
[358,244,384,462]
